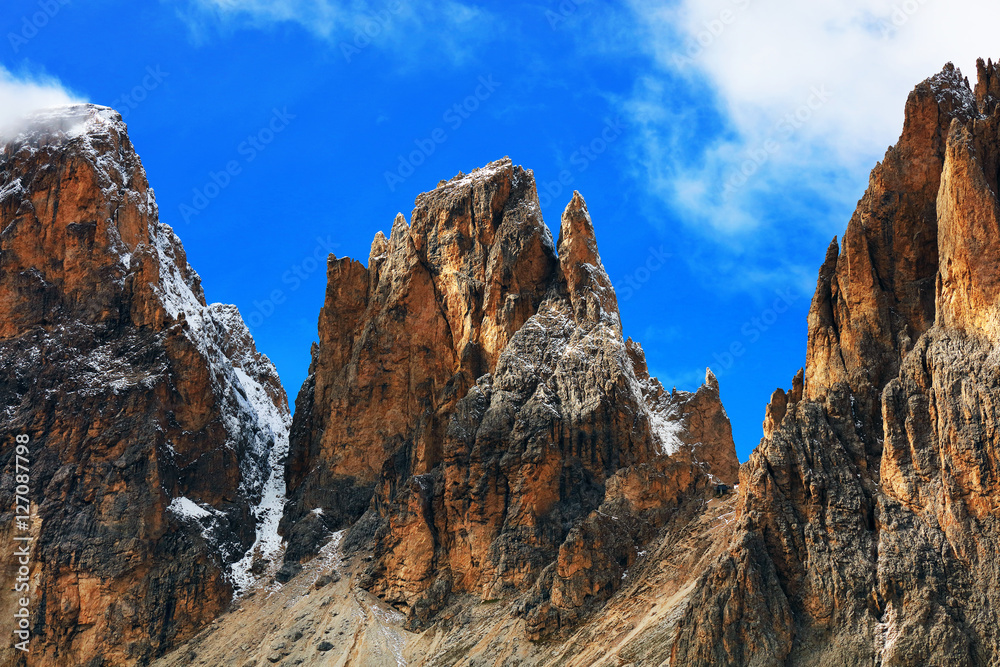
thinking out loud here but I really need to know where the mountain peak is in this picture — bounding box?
[431,155,514,192]
[557,189,619,326]
[2,103,124,143]
[975,57,1000,114]
[0,100,290,666]
[280,157,736,633]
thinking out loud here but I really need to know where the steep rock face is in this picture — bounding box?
[876,330,1000,664]
[803,62,978,457]
[0,106,290,666]
[280,161,559,566]
[283,159,738,630]
[155,61,1000,667]
[673,61,1000,665]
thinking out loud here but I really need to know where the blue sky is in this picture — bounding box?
[4,0,998,461]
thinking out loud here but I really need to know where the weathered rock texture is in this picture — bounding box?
[157,61,1000,667]
[669,61,1000,666]
[282,159,739,630]
[0,106,290,666]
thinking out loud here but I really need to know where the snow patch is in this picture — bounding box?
[168,496,212,520]
[647,400,686,455]
[434,158,512,194]
[927,65,978,118]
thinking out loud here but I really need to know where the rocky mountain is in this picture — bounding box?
[8,58,1000,667]
[667,60,1000,665]
[151,159,741,667]
[155,61,1000,666]
[0,105,290,666]
[278,157,740,634]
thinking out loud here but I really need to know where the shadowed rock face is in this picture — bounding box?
[279,160,564,572]
[672,61,1000,666]
[282,158,739,627]
[0,105,289,667]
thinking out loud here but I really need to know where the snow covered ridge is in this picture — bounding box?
[130,130,291,593]
[2,104,143,212]
[17,104,123,137]
[8,103,294,596]
[642,378,687,456]
[1,104,131,167]
[927,63,979,118]
[151,218,292,596]
[433,156,513,191]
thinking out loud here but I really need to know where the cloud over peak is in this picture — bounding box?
[0,67,84,140]
[613,0,1000,295]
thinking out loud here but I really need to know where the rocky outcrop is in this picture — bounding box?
[155,60,1000,667]
[670,61,1000,665]
[279,160,561,572]
[0,105,290,666]
[282,159,738,630]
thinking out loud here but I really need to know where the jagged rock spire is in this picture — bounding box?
[281,157,738,633]
[557,191,620,328]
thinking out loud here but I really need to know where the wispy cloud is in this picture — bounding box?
[611,0,1000,295]
[171,0,498,66]
[187,0,343,36]
[0,67,83,139]
[647,0,1000,162]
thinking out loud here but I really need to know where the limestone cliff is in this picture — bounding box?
[0,105,290,666]
[280,159,739,632]
[159,61,1000,667]
[670,61,1000,666]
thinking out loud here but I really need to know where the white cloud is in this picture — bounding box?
[615,0,1000,294]
[645,0,998,165]
[174,0,496,65]
[0,67,83,139]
